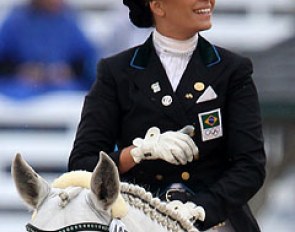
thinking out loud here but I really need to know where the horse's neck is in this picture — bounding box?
[122,206,169,232]
[119,183,198,232]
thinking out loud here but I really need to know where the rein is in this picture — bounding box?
[26,222,109,232]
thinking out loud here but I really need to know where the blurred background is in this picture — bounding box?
[0,0,295,231]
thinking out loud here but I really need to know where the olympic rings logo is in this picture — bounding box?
[205,127,220,136]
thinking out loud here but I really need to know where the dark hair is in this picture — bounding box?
[123,0,153,28]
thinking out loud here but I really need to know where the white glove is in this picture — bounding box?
[130,125,199,165]
[166,200,206,222]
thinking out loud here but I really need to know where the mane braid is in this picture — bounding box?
[120,183,198,232]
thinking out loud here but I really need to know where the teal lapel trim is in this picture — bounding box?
[198,34,221,67]
[130,35,153,70]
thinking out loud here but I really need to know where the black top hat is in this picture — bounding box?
[123,0,153,28]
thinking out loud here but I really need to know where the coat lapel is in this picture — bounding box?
[128,35,189,125]
[175,35,222,111]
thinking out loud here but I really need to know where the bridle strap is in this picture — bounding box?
[26,222,109,232]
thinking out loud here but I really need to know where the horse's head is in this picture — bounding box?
[12,152,126,232]
[12,153,201,232]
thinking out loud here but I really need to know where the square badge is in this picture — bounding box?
[198,108,223,142]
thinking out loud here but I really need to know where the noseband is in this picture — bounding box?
[26,222,109,232]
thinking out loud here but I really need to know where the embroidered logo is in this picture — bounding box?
[198,108,223,141]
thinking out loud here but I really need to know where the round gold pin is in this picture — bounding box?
[181,171,190,181]
[194,82,205,91]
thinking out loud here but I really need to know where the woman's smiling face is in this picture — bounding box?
[150,0,215,39]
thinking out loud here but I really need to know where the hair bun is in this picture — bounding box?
[123,0,153,28]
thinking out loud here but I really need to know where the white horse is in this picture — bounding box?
[12,152,207,232]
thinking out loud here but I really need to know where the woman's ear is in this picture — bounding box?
[149,0,165,17]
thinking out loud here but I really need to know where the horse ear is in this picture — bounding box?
[11,154,50,209]
[90,151,120,210]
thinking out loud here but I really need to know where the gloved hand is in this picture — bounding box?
[130,125,199,165]
[166,200,206,222]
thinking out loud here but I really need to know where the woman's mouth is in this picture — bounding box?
[194,8,211,15]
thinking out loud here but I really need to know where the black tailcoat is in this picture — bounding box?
[69,35,266,231]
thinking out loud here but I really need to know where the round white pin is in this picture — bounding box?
[161,95,172,106]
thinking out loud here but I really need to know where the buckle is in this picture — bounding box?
[165,188,186,202]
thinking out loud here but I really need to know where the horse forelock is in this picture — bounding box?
[58,187,83,208]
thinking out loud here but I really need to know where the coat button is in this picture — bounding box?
[181,172,190,181]
[155,174,164,181]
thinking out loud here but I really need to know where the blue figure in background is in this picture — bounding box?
[0,0,100,99]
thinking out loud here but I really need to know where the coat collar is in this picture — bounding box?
[130,33,221,70]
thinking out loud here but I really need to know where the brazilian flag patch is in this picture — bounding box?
[198,108,223,141]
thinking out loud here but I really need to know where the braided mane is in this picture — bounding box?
[120,182,198,232]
